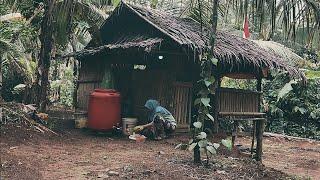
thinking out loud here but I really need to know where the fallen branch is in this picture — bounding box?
[1,102,58,136]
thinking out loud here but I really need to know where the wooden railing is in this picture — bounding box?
[217,88,262,117]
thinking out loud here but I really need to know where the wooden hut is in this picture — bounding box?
[72,1,305,154]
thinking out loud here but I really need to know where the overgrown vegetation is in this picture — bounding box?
[1,0,319,139]
[264,74,320,140]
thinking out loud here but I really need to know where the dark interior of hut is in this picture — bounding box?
[76,50,200,130]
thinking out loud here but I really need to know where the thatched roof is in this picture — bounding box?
[125,2,305,80]
[61,37,162,59]
[69,1,306,81]
[253,40,304,66]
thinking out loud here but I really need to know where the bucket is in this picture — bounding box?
[122,118,137,135]
[74,111,88,129]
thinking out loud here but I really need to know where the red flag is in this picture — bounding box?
[243,15,250,39]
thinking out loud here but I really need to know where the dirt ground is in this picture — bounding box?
[1,118,319,180]
[238,136,320,179]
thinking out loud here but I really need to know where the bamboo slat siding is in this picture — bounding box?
[131,70,192,129]
[172,82,192,129]
[217,88,261,115]
[77,82,101,110]
[76,60,194,131]
[77,60,105,110]
[131,70,173,123]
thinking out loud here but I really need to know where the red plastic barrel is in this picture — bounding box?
[88,89,121,131]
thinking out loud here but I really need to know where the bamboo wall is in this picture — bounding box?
[77,59,105,110]
[172,82,193,130]
[217,88,261,114]
[76,54,196,131]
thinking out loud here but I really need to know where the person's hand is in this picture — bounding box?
[133,125,144,132]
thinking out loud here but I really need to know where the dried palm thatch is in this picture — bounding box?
[60,37,163,59]
[253,40,303,66]
[66,1,305,81]
[124,2,305,80]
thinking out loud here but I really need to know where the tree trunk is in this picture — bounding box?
[70,34,78,109]
[211,0,219,133]
[193,0,220,164]
[211,0,219,42]
[292,0,296,42]
[270,0,276,39]
[0,56,3,102]
[35,0,56,112]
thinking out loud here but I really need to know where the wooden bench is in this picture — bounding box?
[217,88,266,160]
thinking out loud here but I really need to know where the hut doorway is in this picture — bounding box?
[172,82,192,132]
[114,67,192,131]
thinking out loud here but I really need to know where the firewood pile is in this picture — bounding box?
[0,102,58,135]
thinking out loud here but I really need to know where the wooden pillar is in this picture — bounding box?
[213,76,221,133]
[255,119,264,161]
[73,59,79,109]
[251,121,256,155]
[255,76,264,161]
[256,77,262,92]
[232,120,239,147]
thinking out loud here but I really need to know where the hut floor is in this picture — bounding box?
[1,112,319,180]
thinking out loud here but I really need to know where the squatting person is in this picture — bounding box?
[133,99,176,140]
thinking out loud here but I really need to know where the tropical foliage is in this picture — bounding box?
[1,0,319,138]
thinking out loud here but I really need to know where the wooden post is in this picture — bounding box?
[255,76,263,161]
[251,121,256,155]
[256,77,262,92]
[73,59,78,109]
[232,120,239,148]
[255,119,264,161]
[213,76,221,133]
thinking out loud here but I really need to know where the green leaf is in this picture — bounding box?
[277,80,296,101]
[204,80,212,87]
[196,132,207,139]
[208,76,215,83]
[206,145,217,155]
[305,70,320,79]
[213,143,220,149]
[198,140,208,148]
[188,143,197,151]
[193,122,202,129]
[12,84,26,93]
[293,106,307,114]
[204,76,216,87]
[112,0,121,6]
[194,98,201,105]
[310,109,320,119]
[197,89,210,96]
[206,114,214,122]
[221,139,232,150]
[188,139,194,145]
[211,57,218,65]
[201,98,211,107]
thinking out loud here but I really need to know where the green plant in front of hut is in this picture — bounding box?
[189,53,232,164]
[187,121,232,165]
[175,56,231,164]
